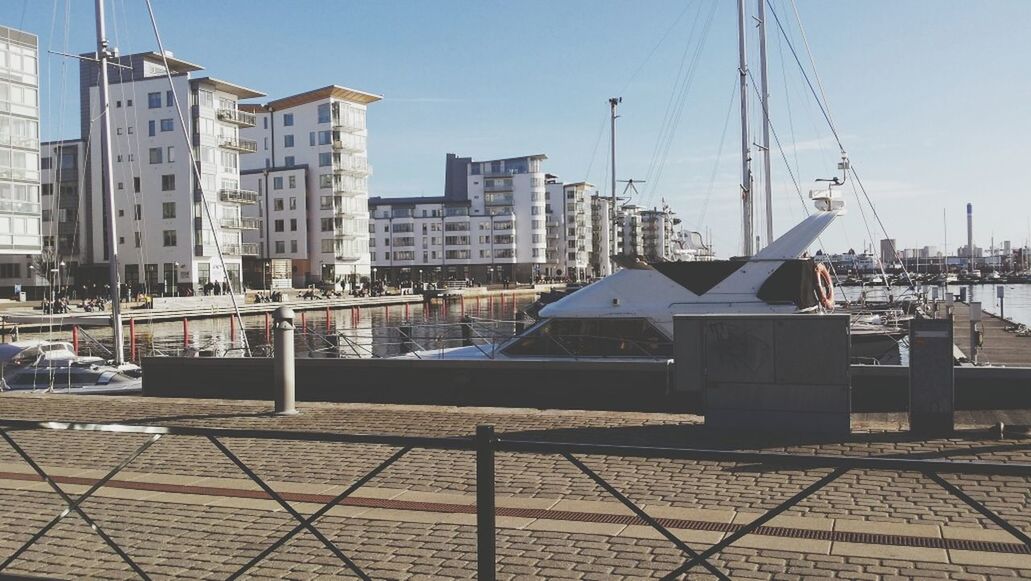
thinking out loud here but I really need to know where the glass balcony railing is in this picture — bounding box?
[220,243,260,256]
[332,134,367,152]
[218,187,259,204]
[219,216,260,230]
[216,108,257,127]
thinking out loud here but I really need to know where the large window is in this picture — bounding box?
[283,113,294,126]
[147,92,161,108]
[317,103,331,123]
[503,318,673,358]
[162,230,177,247]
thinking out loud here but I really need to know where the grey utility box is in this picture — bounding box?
[908,318,954,435]
[674,314,852,436]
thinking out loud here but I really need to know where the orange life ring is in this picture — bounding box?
[814,263,835,310]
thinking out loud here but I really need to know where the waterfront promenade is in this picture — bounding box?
[953,302,1031,367]
[0,394,1029,579]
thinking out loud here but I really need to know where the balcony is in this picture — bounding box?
[332,134,366,152]
[220,216,260,230]
[331,115,364,133]
[484,194,514,206]
[216,108,256,128]
[219,136,258,154]
[332,157,371,176]
[221,243,260,256]
[218,187,259,204]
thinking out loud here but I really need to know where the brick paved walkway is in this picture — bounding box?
[0,394,1029,579]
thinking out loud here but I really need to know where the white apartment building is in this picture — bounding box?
[78,51,264,294]
[0,26,41,294]
[640,206,679,261]
[240,86,380,287]
[543,176,594,281]
[589,194,612,277]
[616,204,644,257]
[368,153,548,284]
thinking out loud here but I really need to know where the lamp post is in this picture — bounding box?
[174,262,181,296]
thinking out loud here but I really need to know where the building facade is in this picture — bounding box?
[543,177,595,281]
[589,194,612,277]
[77,51,264,293]
[368,153,547,284]
[0,26,42,293]
[640,205,679,261]
[240,86,380,287]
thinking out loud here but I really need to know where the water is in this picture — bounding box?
[837,283,1031,326]
[29,295,539,360]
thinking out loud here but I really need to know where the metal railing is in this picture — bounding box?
[0,418,1028,580]
[216,108,257,127]
[220,243,260,256]
[219,136,258,154]
[218,187,259,205]
[219,217,260,230]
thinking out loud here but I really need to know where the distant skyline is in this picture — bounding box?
[10,0,1031,257]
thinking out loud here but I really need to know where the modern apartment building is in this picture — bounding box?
[240,85,380,287]
[368,153,548,284]
[0,26,41,292]
[543,176,594,281]
[616,204,644,257]
[78,50,264,293]
[589,194,612,277]
[640,206,679,261]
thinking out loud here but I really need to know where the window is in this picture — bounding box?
[134,205,142,220]
[134,177,141,193]
[274,198,284,211]
[321,218,333,232]
[166,146,175,163]
[319,174,332,189]
[321,239,334,253]
[161,174,175,191]
[273,177,283,190]
[289,197,297,210]
[290,218,297,231]
[166,90,174,107]
[318,131,332,145]
[148,120,155,136]
[283,134,294,148]
[162,230,177,247]
[160,118,173,132]
[116,100,122,108]
[288,176,297,189]
[290,240,298,253]
[127,98,133,107]
[309,132,316,146]
[503,318,673,358]
[162,202,176,219]
[149,147,162,164]
[134,232,142,247]
[283,113,294,126]
[319,152,331,167]
[284,155,295,166]
[147,92,161,108]
[317,103,331,123]
[274,219,284,232]
[275,241,285,254]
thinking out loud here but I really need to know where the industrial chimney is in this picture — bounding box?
[967,203,974,273]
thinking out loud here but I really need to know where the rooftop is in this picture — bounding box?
[192,77,265,99]
[263,84,383,111]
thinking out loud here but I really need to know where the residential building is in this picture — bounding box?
[0,26,41,293]
[879,238,897,266]
[640,205,679,261]
[240,85,380,287]
[543,176,595,281]
[674,230,715,261]
[616,204,643,256]
[78,50,264,293]
[368,153,547,284]
[589,194,612,277]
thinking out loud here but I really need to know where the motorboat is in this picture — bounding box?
[0,340,142,394]
[403,190,902,363]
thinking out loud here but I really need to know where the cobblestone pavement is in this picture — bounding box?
[0,394,1029,579]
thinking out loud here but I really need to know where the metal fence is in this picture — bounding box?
[0,418,1029,580]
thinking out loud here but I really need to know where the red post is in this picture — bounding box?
[404,303,410,318]
[71,325,79,354]
[300,310,306,331]
[183,318,189,350]
[326,306,332,332]
[461,296,465,316]
[129,319,136,362]
[384,305,389,318]
[264,312,271,343]
[229,315,236,344]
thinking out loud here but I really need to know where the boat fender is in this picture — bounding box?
[814,263,835,311]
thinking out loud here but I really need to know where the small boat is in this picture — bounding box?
[0,340,141,394]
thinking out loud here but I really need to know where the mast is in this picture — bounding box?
[95,0,125,365]
[737,0,754,256]
[609,97,621,263]
[757,0,773,247]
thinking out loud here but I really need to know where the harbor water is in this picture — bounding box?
[838,283,1031,326]
[23,295,539,360]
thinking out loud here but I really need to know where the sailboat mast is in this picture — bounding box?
[737,0,754,256]
[609,97,620,263]
[95,0,125,365]
[757,0,773,247]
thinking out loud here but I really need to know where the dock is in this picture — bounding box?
[0,394,1029,579]
[952,302,1031,366]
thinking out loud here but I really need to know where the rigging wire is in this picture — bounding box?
[695,78,737,232]
[617,0,696,96]
[582,112,608,184]
[143,0,251,355]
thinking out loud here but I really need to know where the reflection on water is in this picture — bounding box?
[27,295,539,359]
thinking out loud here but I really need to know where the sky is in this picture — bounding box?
[10,0,1031,258]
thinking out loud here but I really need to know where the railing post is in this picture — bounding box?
[273,306,298,416]
[461,315,474,347]
[476,424,496,581]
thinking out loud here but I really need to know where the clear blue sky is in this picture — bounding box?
[12,0,1031,257]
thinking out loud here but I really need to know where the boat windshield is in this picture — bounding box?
[502,318,672,358]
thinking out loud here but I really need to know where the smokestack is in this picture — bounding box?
[967,203,974,272]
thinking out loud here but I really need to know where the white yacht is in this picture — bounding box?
[404,191,899,362]
[0,340,142,394]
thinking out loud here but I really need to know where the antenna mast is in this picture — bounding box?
[737,0,754,256]
[609,97,621,264]
[95,0,125,365]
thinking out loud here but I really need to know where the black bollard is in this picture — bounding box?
[461,315,473,347]
[399,323,413,354]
